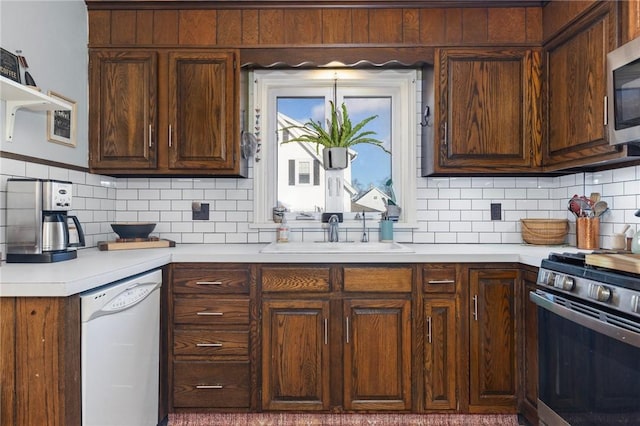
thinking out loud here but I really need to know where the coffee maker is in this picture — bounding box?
[6,178,85,263]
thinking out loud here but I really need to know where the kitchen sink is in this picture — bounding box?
[260,241,413,254]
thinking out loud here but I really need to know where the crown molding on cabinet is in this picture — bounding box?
[85,0,547,10]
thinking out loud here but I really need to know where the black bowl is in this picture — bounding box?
[111,222,156,239]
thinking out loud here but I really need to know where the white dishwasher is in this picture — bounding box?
[81,269,162,426]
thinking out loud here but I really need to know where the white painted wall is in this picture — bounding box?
[0,0,88,168]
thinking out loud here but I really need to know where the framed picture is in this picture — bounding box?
[47,91,76,147]
[0,48,21,83]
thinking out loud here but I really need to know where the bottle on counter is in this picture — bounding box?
[277,216,289,243]
[632,230,640,254]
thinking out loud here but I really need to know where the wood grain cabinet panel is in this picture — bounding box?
[424,298,457,411]
[89,49,245,176]
[468,268,519,411]
[261,266,331,292]
[543,1,625,170]
[431,47,542,174]
[89,50,158,170]
[261,299,331,411]
[173,329,249,357]
[173,298,250,325]
[170,264,253,410]
[343,298,412,411]
[260,265,413,412]
[422,264,459,412]
[173,265,250,294]
[343,266,413,292]
[173,361,250,408]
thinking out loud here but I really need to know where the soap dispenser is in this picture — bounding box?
[277,216,289,243]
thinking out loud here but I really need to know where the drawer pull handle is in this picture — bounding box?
[428,279,455,284]
[197,312,224,316]
[196,385,223,389]
[196,343,223,347]
[196,281,223,285]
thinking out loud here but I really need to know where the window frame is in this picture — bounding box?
[251,68,417,227]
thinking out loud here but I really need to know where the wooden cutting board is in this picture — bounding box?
[98,239,175,251]
[585,253,640,275]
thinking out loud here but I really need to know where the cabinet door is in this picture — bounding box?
[434,48,542,173]
[261,299,330,411]
[469,269,518,410]
[343,299,411,411]
[544,2,620,170]
[168,51,238,171]
[89,50,157,170]
[424,298,457,411]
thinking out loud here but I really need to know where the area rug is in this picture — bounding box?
[168,413,520,426]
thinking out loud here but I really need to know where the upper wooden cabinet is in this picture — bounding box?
[89,49,247,176]
[542,1,635,171]
[429,47,542,175]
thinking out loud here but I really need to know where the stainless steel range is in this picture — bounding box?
[531,252,640,426]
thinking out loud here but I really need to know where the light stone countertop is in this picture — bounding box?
[0,243,585,297]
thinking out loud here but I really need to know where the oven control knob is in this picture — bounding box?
[588,284,612,302]
[553,275,574,291]
[543,272,556,286]
[631,295,640,314]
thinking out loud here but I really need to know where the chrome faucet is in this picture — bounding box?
[328,214,340,242]
[360,210,368,242]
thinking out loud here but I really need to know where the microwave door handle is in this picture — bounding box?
[604,95,608,126]
[530,291,640,349]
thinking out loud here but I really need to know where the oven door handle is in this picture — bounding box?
[530,291,640,348]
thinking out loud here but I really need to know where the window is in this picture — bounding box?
[252,69,416,225]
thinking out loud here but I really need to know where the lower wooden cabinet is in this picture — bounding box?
[166,262,528,415]
[261,299,331,411]
[173,361,250,408]
[169,264,253,410]
[467,267,520,412]
[424,298,457,411]
[260,265,413,412]
[343,298,412,411]
[422,264,459,412]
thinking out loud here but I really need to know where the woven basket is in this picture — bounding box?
[520,219,569,245]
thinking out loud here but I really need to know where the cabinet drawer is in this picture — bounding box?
[423,265,457,293]
[173,361,250,408]
[343,267,412,292]
[174,298,249,325]
[261,266,330,292]
[174,330,249,357]
[173,266,250,294]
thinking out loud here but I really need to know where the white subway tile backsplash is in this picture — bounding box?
[4,148,640,257]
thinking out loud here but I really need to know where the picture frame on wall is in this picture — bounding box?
[0,48,21,83]
[46,91,76,147]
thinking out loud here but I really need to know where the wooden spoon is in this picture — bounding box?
[592,201,608,217]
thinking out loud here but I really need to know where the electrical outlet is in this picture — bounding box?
[490,203,502,221]
[192,202,210,220]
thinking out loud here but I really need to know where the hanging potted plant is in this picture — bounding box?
[280,101,389,170]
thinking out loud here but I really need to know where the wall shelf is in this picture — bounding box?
[0,75,72,142]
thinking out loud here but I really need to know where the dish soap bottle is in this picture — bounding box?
[277,216,289,243]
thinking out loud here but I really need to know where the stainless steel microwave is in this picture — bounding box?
[607,36,640,145]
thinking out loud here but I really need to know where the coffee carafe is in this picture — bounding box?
[7,178,85,263]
